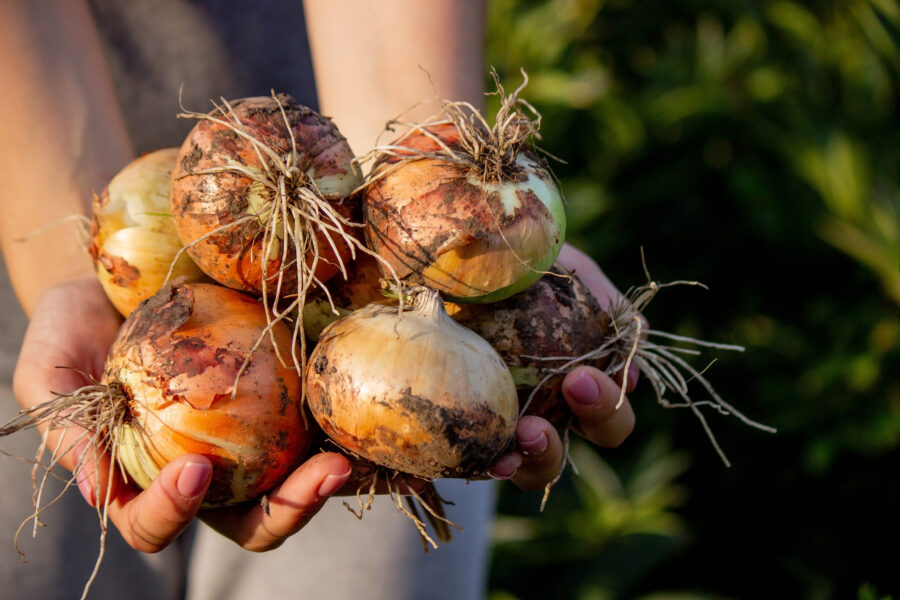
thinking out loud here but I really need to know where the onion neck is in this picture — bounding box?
[414,288,447,321]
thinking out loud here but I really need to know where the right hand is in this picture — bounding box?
[12,278,351,553]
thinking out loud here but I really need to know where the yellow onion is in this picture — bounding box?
[364,123,565,302]
[107,282,311,505]
[305,288,518,479]
[363,75,565,303]
[169,94,362,299]
[90,148,206,316]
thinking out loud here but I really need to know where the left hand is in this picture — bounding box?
[486,244,638,491]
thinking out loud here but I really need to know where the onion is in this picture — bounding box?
[455,266,776,465]
[89,148,206,316]
[170,94,363,302]
[362,74,566,303]
[305,288,518,479]
[451,266,610,426]
[2,282,311,506]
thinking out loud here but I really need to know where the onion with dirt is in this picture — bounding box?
[450,265,611,427]
[453,265,776,466]
[305,287,519,479]
[2,281,311,507]
[362,73,566,302]
[170,93,365,310]
[89,148,206,316]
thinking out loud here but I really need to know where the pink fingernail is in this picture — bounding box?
[317,469,351,498]
[177,461,212,498]
[518,431,548,455]
[567,371,600,405]
[488,454,522,480]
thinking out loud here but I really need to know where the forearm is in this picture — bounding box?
[0,0,133,315]
[303,0,486,156]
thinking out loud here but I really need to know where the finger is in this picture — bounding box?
[507,416,565,492]
[562,366,635,448]
[613,362,641,394]
[108,454,212,553]
[557,244,623,304]
[200,451,351,552]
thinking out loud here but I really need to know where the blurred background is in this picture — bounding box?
[483,1,900,598]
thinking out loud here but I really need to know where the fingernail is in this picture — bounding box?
[177,461,212,498]
[518,431,548,456]
[317,468,351,498]
[488,454,522,480]
[567,370,600,405]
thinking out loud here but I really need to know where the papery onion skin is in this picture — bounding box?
[90,148,206,316]
[451,266,611,426]
[108,282,309,506]
[170,95,361,295]
[305,290,518,479]
[364,123,566,303]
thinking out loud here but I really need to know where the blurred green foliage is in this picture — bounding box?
[485,1,900,598]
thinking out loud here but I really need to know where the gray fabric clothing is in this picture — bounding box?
[0,2,496,598]
[87,0,320,155]
[187,480,496,600]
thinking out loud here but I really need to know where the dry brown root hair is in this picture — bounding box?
[171,91,401,397]
[342,463,461,553]
[357,67,548,186]
[0,377,141,600]
[521,262,778,505]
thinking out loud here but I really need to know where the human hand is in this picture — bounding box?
[12,278,351,553]
[487,244,638,491]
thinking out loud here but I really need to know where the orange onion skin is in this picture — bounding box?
[107,282,310,506]
[364,123,565,302]
[451,266,611,427]
[170,95,359,295]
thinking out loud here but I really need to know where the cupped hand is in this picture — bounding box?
[487,244,638,491]
[12,278,351,553]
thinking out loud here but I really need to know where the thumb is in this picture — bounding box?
[108,453,212,553]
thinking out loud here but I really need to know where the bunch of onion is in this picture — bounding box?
[305,286,519,547]
[360,70,566,302]
[453,265,777,469]
[170,93,381,377]
[89,148,207,316]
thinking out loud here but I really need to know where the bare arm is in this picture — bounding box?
[0,0,133,315]
[303,0,487,155]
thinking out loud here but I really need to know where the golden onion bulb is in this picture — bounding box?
[108,282,310,506]
[364,123,566,303]
[90,148,206,316]
[306,288,518,478]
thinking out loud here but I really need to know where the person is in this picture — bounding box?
[0,1,637,598]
